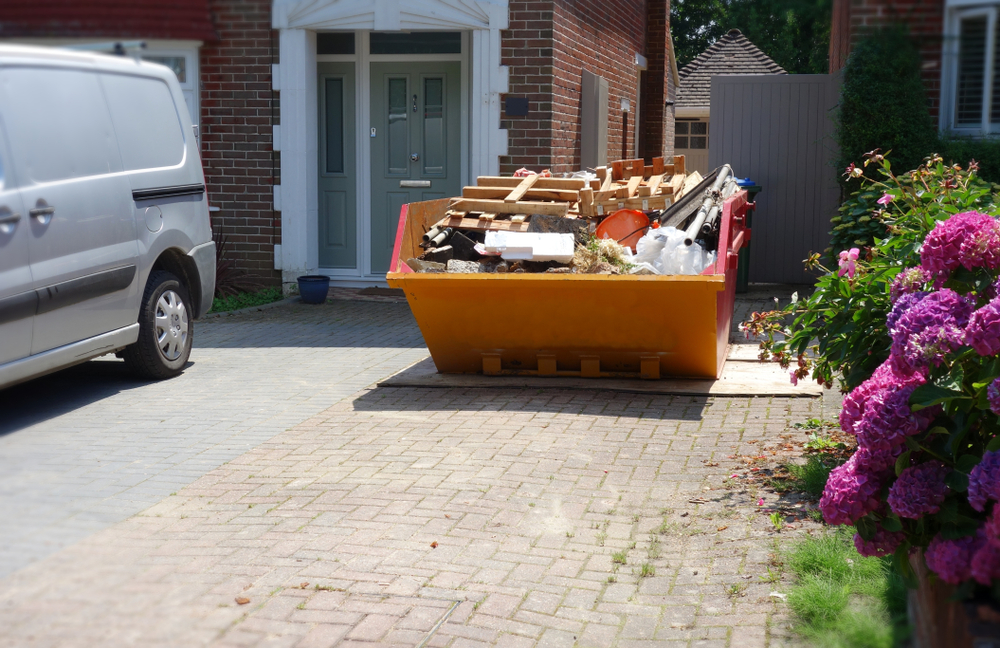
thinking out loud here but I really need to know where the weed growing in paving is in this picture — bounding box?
[210,286,284,313]
[726,582,748,598]
[784,527,909,648]
[611,550,628,565]
[639,563,655,578]
[769,511,784,531]
[595,531,607,547]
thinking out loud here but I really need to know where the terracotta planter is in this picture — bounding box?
[909,552,1000,648]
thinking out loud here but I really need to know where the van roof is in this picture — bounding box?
[0,43,169,77]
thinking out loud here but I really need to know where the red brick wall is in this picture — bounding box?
[200,0,280,284]
[500,2,556,174]
[829,0,944,119]
[500,0,674,175]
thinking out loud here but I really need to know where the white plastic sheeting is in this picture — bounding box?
[483,231,576,263]
[631,227,716,275]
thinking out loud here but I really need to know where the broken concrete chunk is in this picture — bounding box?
[446,259,482,273]
[545,267,572,273]
[420,245,454,263]
[528,213,589,246]
[406,258,445,273]
[479,258,509,273]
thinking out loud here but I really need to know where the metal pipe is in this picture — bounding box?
[429,227,453,247]
[700,177,738,236]
[684,164,732,246]
[423,225,443,243]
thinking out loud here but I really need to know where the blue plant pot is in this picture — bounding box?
[297,275,330,304]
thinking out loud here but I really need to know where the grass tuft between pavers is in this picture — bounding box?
[784,526,910,648]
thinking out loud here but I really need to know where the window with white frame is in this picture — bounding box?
[943,1,1000,133]
[141,44,200,127]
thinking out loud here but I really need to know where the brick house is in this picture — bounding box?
[829,0,994,136]
[1,0,678,288]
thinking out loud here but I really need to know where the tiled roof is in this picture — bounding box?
[0,0,217,42]
[677,29,786,108]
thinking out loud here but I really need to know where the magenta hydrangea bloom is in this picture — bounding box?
[887,461,950,519]
[853,445,904,474]
[889,289,973,374]
[921,211,1000,280]
[839,361,925,436]
[854,528,906,558]
[972,539,1000,585]
[925,533,982,584]
[890,267,932,303]
[969,451,1000,512]
[988,379,1000,416]
[886,291,930,333]
[819,455,885,525]
[967,298,1000,357]
[853,380,936,454]
[986,506,1000,547]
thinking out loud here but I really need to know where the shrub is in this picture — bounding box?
[837,27,937,188]
[744,153,997,390]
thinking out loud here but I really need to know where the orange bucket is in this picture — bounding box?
[595,209,649,252]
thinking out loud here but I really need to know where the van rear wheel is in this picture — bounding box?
[123,271,193,380]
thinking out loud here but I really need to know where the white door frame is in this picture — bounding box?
[273,0,509,287]
[316,33,469,281]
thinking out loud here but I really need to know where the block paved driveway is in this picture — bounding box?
[0,289,833,647]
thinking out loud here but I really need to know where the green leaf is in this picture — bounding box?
[893,544,918,589]
[927,426,950,436]
[882,514,903,532]
[910,383,967,409]
[856,514,878,541]
[945,471,969,492]
[904,437,920,451]
[987,436,1000,452]
[895,450,912,476]
[956,455,980,473]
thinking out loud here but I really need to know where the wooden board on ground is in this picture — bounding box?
[379,347,822,397]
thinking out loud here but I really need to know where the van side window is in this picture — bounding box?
[100,74,186,171]
[0,67,122,184]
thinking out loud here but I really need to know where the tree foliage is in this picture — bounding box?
[671,0,832,74]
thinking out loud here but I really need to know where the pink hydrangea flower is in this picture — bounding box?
[819,455,885,525]
[967,298,1000,357]
[890,268,932,303]
[925,533,982,584]
[838,248,860,278]
[789,370,798,386]
[986,506,1000,547]
[888,289,972,374]
[969,451,1000,512]
[854,527,905,557]
[877,193,894,206]
[839,361,925,436]
[972,538,1000,585]
[887,461,950,519]
[988,379,1000,416]
[921,211,1000,280]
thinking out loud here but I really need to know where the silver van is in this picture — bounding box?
[0,45,215,388]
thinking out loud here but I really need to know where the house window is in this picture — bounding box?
[676,119,708,149]
[943,2,1000,133]
[142,45,200,127]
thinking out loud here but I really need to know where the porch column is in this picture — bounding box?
[277,28,318,283]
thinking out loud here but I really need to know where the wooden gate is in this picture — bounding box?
[708,74,841,284]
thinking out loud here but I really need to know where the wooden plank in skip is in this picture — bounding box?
[593,194,669,214]
[631,159,644,178]
[611,160,625,181]
[504,174,539,202]
[639,174,664,197]
[673,155,685,176]
[444,215,533,232]
[579,187,594,217]
[475,176,586,190]
[625,175,643,197]
[667,173,685,196]
[652,157,665,175]
[448,198,569,217]
[462,186,581,201]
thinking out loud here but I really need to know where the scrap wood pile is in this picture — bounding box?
[405,155,738,276]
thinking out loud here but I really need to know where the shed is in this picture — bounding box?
[676,29,786,174]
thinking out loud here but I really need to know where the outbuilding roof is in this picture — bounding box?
[677,29,786,109]
[0,0,217,42]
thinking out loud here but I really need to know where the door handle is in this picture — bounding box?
[0,211,20,235]
[30,206,55,218]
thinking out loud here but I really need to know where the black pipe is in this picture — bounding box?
[684,164,732,246]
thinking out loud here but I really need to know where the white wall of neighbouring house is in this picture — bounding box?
[271,0,509,285]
